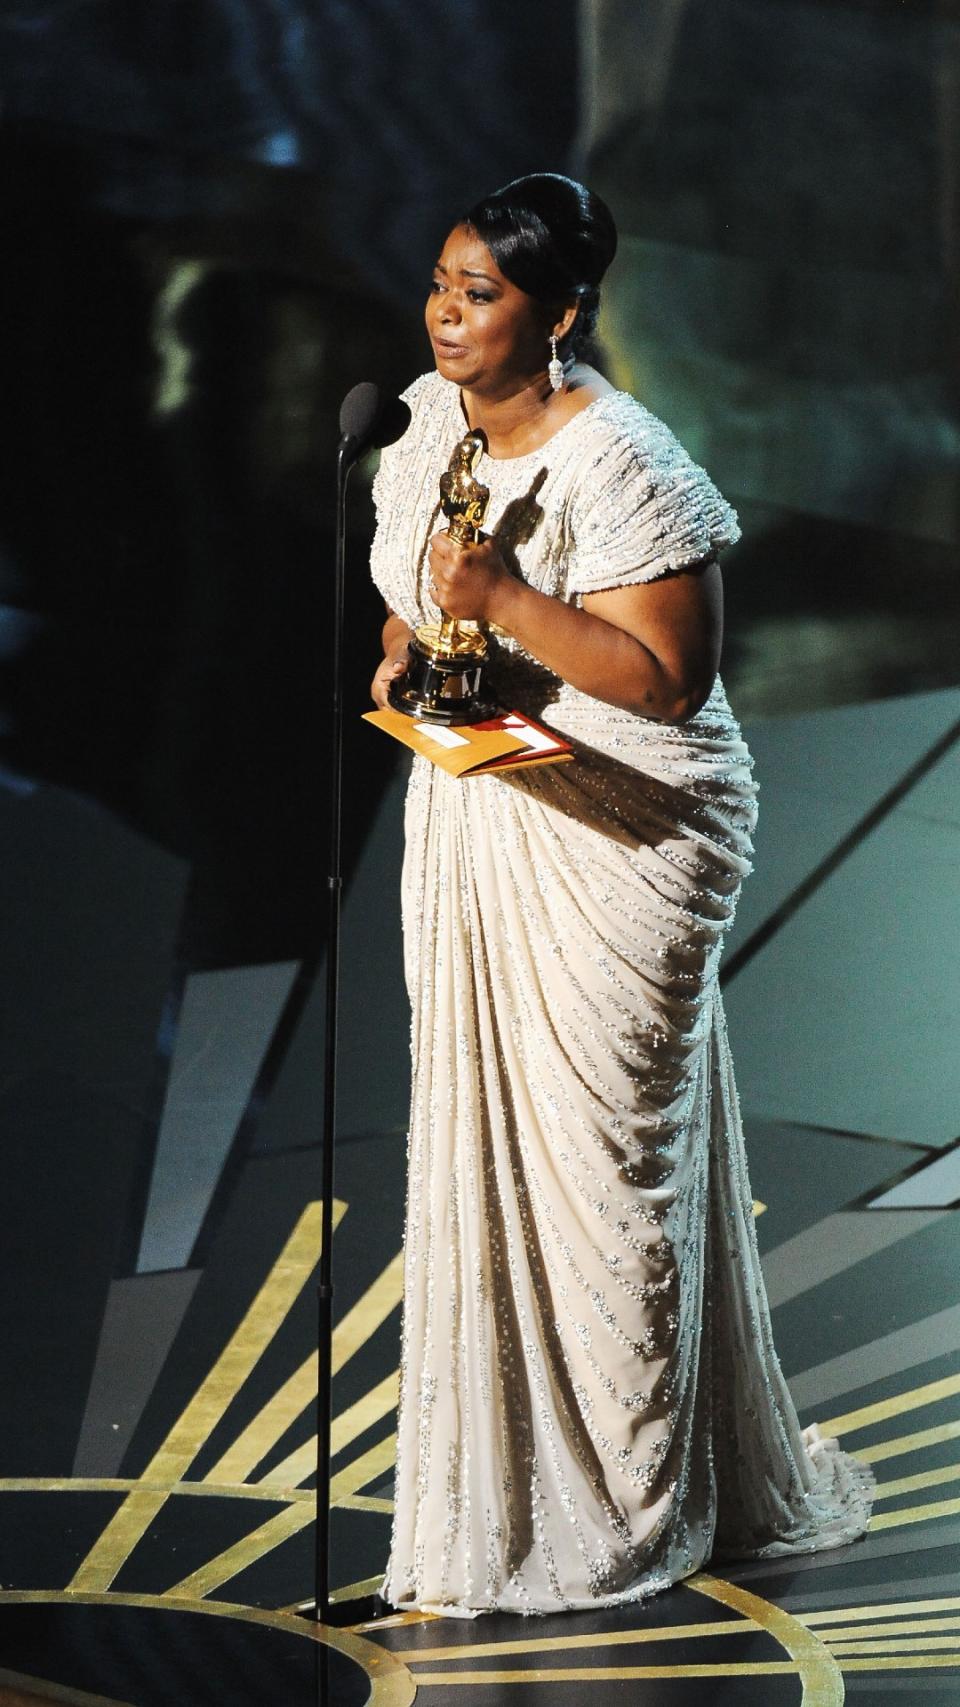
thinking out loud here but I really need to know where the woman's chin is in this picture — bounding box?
[434,351,475,384]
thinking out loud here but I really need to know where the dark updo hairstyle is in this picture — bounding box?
[464,173,617,356]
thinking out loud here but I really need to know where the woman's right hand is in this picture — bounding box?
[371,643,411,708]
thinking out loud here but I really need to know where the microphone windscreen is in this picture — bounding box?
[338,383,411,460]
[339,381,382,445]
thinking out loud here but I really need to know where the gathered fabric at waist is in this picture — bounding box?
[481,646,758,865]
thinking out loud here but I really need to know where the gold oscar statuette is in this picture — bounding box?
[389,431,495,724]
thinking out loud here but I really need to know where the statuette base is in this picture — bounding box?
[389,624,494,725]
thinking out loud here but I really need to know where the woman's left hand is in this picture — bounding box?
[428,531,508,623]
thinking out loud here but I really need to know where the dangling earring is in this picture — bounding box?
[548,333,564,392]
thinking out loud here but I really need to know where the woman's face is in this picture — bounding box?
[426,223,554,394]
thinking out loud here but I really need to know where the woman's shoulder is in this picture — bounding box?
[572,390,700,474]
[563,390,740,580]
[380,371,457,465]
[567,392,735,521]
[400,368,452,415]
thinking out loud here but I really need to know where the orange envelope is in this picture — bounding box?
[363,706,574,778]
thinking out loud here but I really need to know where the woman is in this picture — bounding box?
[369,174,872,1617]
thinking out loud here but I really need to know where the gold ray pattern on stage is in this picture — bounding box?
[205,1251,403,1486]
[68,1200,346,1593]
[60,1199,402,1603]
[0,1201,957,1699]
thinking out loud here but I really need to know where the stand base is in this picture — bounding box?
[293,1593,393,1627]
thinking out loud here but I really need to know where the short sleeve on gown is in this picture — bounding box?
[566,413,741,596]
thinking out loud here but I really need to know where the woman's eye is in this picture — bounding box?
[429,279,493,303]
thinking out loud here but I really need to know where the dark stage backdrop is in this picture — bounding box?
[0,0,579,971]
[0,3,582,1513]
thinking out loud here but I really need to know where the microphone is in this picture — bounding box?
[338,381,411,466]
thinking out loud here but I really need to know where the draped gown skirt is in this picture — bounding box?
[381,681,873,1616]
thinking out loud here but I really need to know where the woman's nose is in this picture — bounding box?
[439,293,461,325]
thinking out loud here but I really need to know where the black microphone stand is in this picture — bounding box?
[313,390,408,1675]
[315,433,353,1632]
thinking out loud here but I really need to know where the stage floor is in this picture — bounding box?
[0,686,958,1705]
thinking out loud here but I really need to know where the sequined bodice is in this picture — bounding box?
[370,369,752,782]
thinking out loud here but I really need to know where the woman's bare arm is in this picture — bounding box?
[428,533,723,723]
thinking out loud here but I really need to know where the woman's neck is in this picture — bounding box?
[460,373,556,458]
[459,363,611,459]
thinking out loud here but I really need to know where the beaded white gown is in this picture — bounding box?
[369,370,873,1616]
